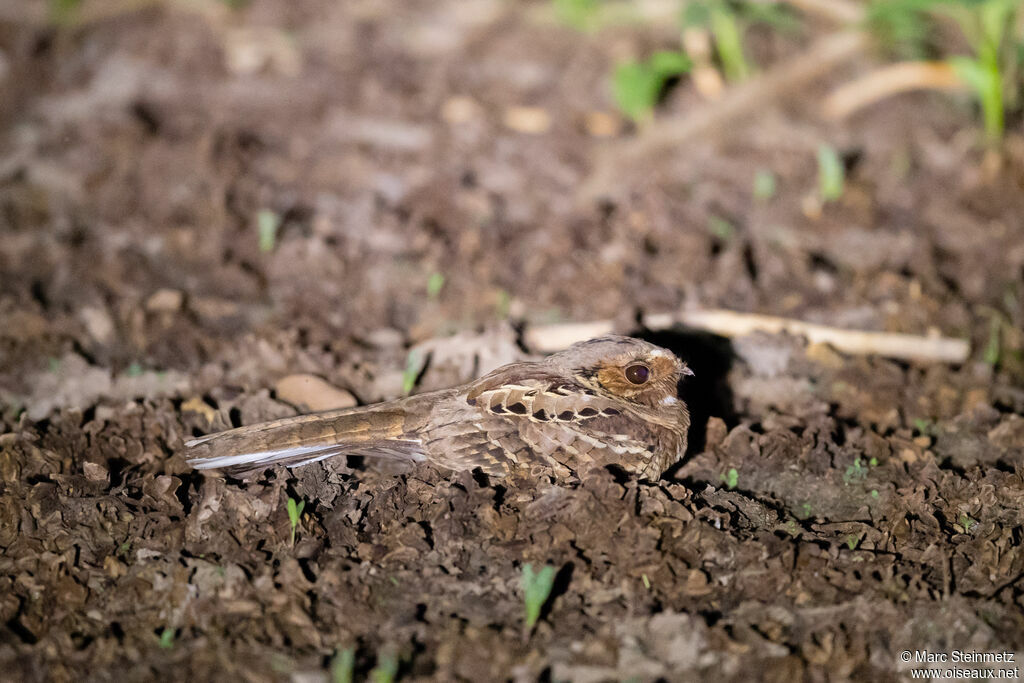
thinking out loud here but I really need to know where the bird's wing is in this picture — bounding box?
[184,400,429,477]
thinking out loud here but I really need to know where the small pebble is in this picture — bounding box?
[146,288,184,313]
[275,374,357,412]
[503,106,551,134]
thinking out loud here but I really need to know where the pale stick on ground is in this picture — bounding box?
[525,309,971,364]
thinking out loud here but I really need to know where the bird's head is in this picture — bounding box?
[546,335,692,411]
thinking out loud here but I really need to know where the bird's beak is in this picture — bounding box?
[681,364,694,377]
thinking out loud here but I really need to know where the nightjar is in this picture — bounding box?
[185,335,692,480]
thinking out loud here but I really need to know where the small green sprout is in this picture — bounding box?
[799,502,813,519]
[913,418,935,435]
[845,534,860,550]
[158,627,175,649]
[402,349,420,396]
[369,649,399,683]
[287,497,305,546]
[495,290,511,319]
[817,144,845,202]
[126,361,144,377]
[870,489,880,500]
[612,51,692,123]
[521,563,557,631]
[553,0,600,31]
[720,467,738,490]
[331,648,355,683]
[258,209,281,253]
[753,169,777,201]
[983,315,1002,366]
[868,457,879,468]
[118,540,131,556]
[958,512,977,533]
[844,457,867,485]
[944,0,1018,145]
[641,573,651,590]
[426,272,445,299]
[707,216,735,240]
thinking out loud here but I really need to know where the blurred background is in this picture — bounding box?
[1,0,1024,680]
[2,0,1021,387]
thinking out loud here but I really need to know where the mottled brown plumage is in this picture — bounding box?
[185,336,692,480]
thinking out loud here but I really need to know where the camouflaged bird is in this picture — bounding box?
[185,336,692,480]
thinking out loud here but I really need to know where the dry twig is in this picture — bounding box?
[525,309,970,364]
[822,61,967,120]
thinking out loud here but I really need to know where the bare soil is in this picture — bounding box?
[2,2,1024,681]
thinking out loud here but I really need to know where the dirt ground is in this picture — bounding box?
[2,1,1024,681]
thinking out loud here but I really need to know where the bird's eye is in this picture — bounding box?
[624,364,650,385]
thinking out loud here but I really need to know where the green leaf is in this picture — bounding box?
[258,209,281,253]
[402,349,421,396]
[709,5,750,82]
[553,0,600,31]
[331,648,355,683]
[817,144,845,202]
[427,272,445,298]
[650,50,692,77]
[983,315,1001,365]
[720,467,738,490]
[612,62,660,123]
[521,563,557,630]
[369,650,399,683]
[753,169,777,200]
[287,498,304,545]
[158,627,175,649]
[612,52,691,123]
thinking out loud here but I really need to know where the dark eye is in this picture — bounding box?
[624,364,650,385]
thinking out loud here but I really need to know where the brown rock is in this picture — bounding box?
[274,374,357,412]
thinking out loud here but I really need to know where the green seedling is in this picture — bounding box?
[553,0,600,31]
[868,0,1022,145]
[844,457,868,485]
[369,649,399,683]
[641,573,651,590]
[913,418,936,435]
[158,627,175,649]
[495,289,511,319]
[753,169,777,201]
[799,502,813,519]
[49,0,82,24]
[684,1,799,83]
[707,216,735,240]
[427,272,445,299]
[846,534,860,550]
[126,362,144,377]
[258,209,280,253]
[984,314,1002,365]
[871,489,880,499]
[331,648,355,683]
[943,0,1019,145]
[521,563,557,631]
[612,51,692,123]
[869,457,879,468]
[958,512,976,533]
[817,144,845,202]
[402,349,420,396]
[287,497,305,546]
[720,467,739,490]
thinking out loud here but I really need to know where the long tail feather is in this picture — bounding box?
[184,406,424,475]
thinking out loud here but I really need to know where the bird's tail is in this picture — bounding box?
[184,406,425,476]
